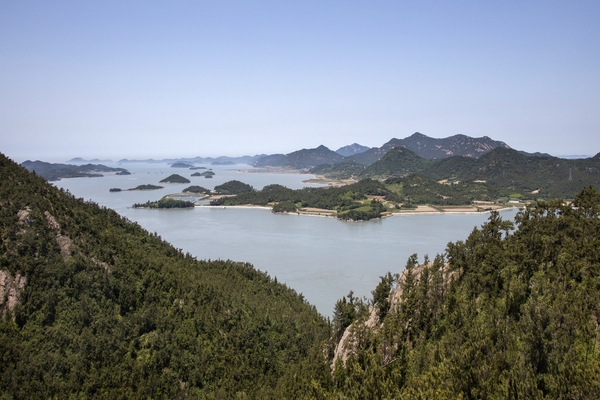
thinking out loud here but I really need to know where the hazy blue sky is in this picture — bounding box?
[2,1,599,162]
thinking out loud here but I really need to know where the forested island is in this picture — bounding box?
[2,151,600,398]
[191,170,215,178]
[159,174,190,184]
[182,185,210,194]
[110,184,164,192]
[132,197,195,209]
[170,162,194,168]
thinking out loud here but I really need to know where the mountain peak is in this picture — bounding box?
[336,143,370,157]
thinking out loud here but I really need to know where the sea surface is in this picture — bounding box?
[53,162,518,318]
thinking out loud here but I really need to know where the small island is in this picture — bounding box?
[213,180,253,194]
[109,184,164,192]
[189,166,207,170]
[170,162,194,168]
[160,174,191,184]
[192,170,215,178]
[183,185,210,194]
[132,197,195,209]
[129,184,164,190]
[211,160,235,165]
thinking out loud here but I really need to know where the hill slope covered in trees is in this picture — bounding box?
[329,188,600,398]
[4,151,600,398]
[0,153,331,398]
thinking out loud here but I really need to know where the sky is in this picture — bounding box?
[1,1,599,162]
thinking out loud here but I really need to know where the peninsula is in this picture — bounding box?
[20,160,131,181]
[207,179,511,221]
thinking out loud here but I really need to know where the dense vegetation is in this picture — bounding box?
[210,179,402,220]
[254,145,344,169]
[385,174,495,205]
[213,180,254,194]
[4,151,600,398]
[310,161,367,179]
[159,174,190,184]
[129,184,164,191]
[133,197,195,209]
[330,187,600,398]
[110,184,164,192]
[182,185,210,194]
[192,171,215,177]
[316,146,600,201]
[208,175,503,219]
[20,160,130,181]
[0,153,331,398]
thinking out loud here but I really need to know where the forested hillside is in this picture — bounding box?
[315,147,600,200]
[330,188,600,398]
[209,179,402,221]
[0,153,331,398]
[5,149,600,399]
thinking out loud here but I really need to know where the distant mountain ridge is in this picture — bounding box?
[316,146,600,199]
[335,143,370,157]
[67,157,114,163]
[400,132,510,159]
[117,155,264,165]
[348,133,510,165]
[21,160,130,181]
[254,133,511,169]
[254,145,345,169]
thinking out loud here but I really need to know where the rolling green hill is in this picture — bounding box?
[316,146,600,201]
[360,147,432,178]
[428,148,600,199]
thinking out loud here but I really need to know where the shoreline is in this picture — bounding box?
[194,204,517,218]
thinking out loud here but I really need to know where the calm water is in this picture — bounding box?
[54,162,518,317]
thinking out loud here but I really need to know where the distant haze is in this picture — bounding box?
[1,2,599,162]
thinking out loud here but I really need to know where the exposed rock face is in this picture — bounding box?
[45,211,72,261]
[331,261,454,371]
[0,270,27,320]
[17,207,33,227]
[331,304,381,370]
